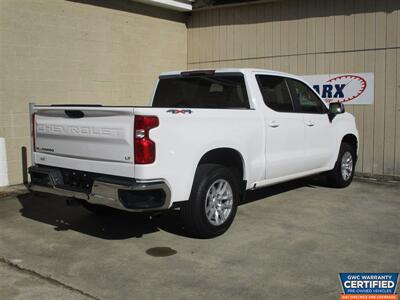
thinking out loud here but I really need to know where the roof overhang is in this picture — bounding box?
[133,0,192,11]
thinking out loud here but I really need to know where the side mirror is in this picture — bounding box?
[328,102,345,121]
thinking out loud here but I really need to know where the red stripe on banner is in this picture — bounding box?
[340,295,398,300]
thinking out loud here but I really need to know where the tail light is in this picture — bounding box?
[31,113,36,151]
[134,115,159,164]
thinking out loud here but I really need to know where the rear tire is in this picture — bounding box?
[181,164,240,238]
[326,142,356,188]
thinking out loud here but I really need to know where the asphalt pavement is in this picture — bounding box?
[0,178,399,299]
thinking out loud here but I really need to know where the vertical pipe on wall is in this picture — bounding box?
[0,137,9,187]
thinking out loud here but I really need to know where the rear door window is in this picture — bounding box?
[152,73,250,109]
[256,75,294,113]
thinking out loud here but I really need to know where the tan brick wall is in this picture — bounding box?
[0,0,187,184]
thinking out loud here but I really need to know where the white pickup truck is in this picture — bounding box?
[29,68,358,238]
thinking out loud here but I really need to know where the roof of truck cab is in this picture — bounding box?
[159,68,298,79]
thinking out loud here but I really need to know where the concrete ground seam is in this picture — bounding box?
[0,257,100,300]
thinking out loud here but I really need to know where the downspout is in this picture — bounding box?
[0,137,8,187]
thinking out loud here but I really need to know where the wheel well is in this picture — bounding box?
[197,148,245,182]
[342,134,358,155]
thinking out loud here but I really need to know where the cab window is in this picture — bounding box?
[153,74,250,109]
[286,78,328,114]
[256,75,294,113]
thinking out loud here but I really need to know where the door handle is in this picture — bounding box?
[268,121,280,128]
[305,120,315,127]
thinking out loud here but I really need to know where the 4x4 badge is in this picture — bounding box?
[166,109,192,114]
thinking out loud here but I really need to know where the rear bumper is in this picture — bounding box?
[28,166,171,212]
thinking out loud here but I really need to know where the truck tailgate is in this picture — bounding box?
[34,106,134,164]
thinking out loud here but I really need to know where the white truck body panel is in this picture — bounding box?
[132,106,265,202]
[34,106,136,178]
[35,107,135,163]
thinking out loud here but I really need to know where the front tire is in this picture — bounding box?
[181,164,240,238]
[326,142,356,188]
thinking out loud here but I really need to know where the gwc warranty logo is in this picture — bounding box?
[339,273,399,300]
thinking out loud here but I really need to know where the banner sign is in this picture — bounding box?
[339,273,399,300]
[301,73,374,105]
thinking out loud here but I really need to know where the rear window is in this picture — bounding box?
[152,74,250,109]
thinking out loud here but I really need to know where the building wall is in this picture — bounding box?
[0,0,187,184]
[187,0,400,179]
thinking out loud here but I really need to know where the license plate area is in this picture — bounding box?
[59,169,95,193]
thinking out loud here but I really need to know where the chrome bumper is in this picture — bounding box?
[28,166,171,212]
